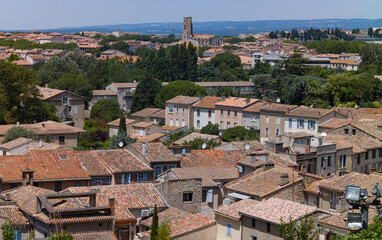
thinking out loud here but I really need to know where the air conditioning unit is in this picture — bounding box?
[223,198,233,205]
[237,166,243,173]
[141,209,150,217]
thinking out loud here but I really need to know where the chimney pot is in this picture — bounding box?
[109,196,115,216]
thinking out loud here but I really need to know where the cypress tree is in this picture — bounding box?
[118,114,126,135]
[150,205,158,240]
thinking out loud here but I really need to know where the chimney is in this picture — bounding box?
[262,163,274,171]
[280,174,289,186]
[45,83,48,88]
[109,196,115,216]
[39,139,43,147]
[246,97,250,104]
[221,94,226,102]
[21,169,34,186]
[16,121,20,127]
[142,142,147,154]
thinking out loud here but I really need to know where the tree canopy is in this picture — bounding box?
[2,126,38,144]
[90,99,123,123]
[49,73,93,101]
[131,74,162,113]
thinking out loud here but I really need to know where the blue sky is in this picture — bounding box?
[1,0,381,30]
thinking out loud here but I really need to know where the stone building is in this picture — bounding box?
[182,17,193,41]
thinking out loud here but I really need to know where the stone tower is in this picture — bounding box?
[182,17,193,41]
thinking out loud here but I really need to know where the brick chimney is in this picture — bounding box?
[109,196,115,216]
[262,162,274,171]
[21,169,34,186]
[280,174,289,186]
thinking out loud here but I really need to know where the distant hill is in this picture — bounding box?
[3,18,382,36]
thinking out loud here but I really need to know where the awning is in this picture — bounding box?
[228,192,250,200]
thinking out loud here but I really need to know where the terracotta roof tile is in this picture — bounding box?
[243,101,269,113]
[133,122,154,128]
[0,137,33,150]
[224,165,303,198]
[323,135,382,153]
[260,103,298,113]
[107,118,137,127]
[130,108,162,118]
[240,197,319,224]
[0,206,30,227]
[72,231,117,240]
[130,142,180,163]
[181,150,246,167]
[193,96,221,109]
[285,106,333,119]
[74,150,113,177]
[215,199,260,220]
[150,109,165,119]
[166,96,200,105]
[174,132,220,145]
[215,97,258,108]
[92,90,117,96]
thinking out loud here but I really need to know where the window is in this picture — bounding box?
[50,136,55,141]
[176,107,179,113]
[297,119,304,129]
[352,129,356,135]
[265,128,269,136]
[93,180,103,186]
[357,155,361,165]
[182,108,185,114]
[321,157,325,168]
[168,105,174,113]
[328,156,331,167]
[62,96,68,105]
[227,110,230,117]
[276,116,280,125]
[59,136,65,144]
[122,174,130,184]
[170,118,173,126]
[234,122,238,127]
[68,106,72,117]
[276,128,279,136]
[330,192,336,209]
[366,151,369,160]
[345,129,349,134]
[226,223,232,237]
[146,128,150,135]
[373,150,377,159]
[197,120,200,128]
[220,109,223,116]
[176,118,179,126]
[73,106,78,115]
[267,222,271,232]
[183,192,193,202]
[59,155,68,160]
[288,118,292,128]
[137,173,148,182]
[55,181,62,192]
[197,109,200,117]
[154,166,162,178]
[308,120,316,130]
[227,122,230,128]
[208,110,212,118]
[220,121,224,129]
[265,116,269,123]
[252,218,256,227]
[234,111,237,117]
[75,182,82,187]
[10,183,18,189]
[182,119,185,126]
[251,236,257,240]
[202,190,207,202]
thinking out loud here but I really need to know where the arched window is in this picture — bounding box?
[62,96,68,105]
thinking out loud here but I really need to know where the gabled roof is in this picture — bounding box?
[243,101,269,113]
[181,150,246,167]
[285,106,333,119]
[87,149,152,174]
[0,205,30,227]
[260,103,298,113]
[0,149,90,183]
[215,198,260,220]
[238,151,298,168]
[140,208,215,239]
[165,166,239,187]
[224,165,303,198]
[107,118,137,127]
[129,142,180,163]
[0,137,33,150]
[0,121,85,136]
[323,134,382,153]
[65,184,167,221]
[36,86,86,101]
[74,150,113,177]
[150,109,165,119]
[240,197,319,224]
[130,108,162,118]
[193,96,221,109]
[165,96,200,105]
[133,122,154,128]
[319,118,351,129]
[215,97,258,108]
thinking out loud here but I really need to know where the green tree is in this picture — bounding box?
[333,216,382,239]
[221,126,259,142]
[2,126,38,144]
[90,99,123,123]
[279,214,317,240]
[1,220,15,240]
[108,131,136,149]
[110,41,130,54]
[184,137,221,150]
[368,27,374,37]
[359,44,382,66]
[158,221,172,240]
[200,123,219,135]
[150,205,159,240]
[131,74,162,113]
[118,114,127,134]
[49,231,73,240]
[154,80,206,108]
[211,52,241,70]
[250,61,271,75]
[7,54,19,62]
[49,73,93,101]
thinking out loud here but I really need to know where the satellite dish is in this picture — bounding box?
[244,144,250,150]
[219,132,222,136]
[202,143,207,149]
[118,142,124,148]
[276,98,281,103]
[320,132,327,137]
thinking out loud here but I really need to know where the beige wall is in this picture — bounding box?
[216,214,241,240]
[260,111,285,141]
[242,215,282,240]
[335,148,353,175]
[320,189,346,213]
[165,104,192,128]
[265,181,305,204]
[215,106,243,130]
[39,133,78,148]
[176,225,216,240]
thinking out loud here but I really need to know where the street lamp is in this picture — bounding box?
[344,183,382,230]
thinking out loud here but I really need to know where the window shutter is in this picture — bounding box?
[226,223,232,237]
[207,189,213,203]
[308,120,311,129]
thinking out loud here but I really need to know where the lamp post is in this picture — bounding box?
[344,183,382,230]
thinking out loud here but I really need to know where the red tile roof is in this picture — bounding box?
[0,205,30,227]
[130,108,162,118]
[240,197,319,224]
[285,106,333,119]
[0,121,85,136]
[129,142,180,163]
[181,150,246,167]
[215,97,258,108]
[193,96,221,109]
[72,231,117,240]
[215,199,260,220]
[166,96,200,105]
[0,149,90,183]
[74,150,113,177]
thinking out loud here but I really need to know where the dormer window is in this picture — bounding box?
[59,155,68,160]
[62,96,68,105]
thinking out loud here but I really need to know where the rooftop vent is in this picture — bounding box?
[59,155,68,160]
